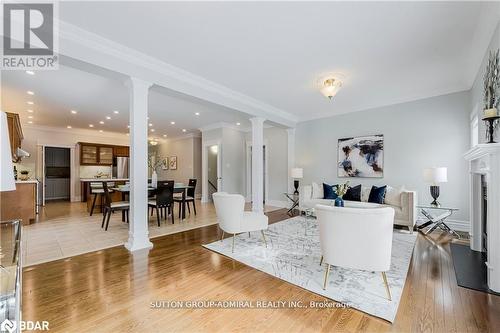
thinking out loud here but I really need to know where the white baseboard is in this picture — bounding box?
[266,200,288,208]
[445,219,470,232]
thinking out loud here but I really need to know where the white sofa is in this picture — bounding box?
[300,183,417,232]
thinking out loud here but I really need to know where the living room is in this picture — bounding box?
[1,1,500,332]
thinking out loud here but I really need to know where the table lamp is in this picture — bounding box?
[290,168,303,195]
[1,112,16,192]
[423,167,447,207]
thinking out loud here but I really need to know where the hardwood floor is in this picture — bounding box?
[22,210,500,332]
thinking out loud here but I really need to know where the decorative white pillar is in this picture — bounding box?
[124,77,153,252]
[287,128,296,193]
[250,117,265,213]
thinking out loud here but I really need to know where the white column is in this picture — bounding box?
[287,128,296,194]
[124,77,153,252]
[250,117,265,213]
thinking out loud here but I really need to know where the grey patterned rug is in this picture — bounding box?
[203,216,417,322]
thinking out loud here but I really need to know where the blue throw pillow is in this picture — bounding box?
[344,184,361,201]
[368,185,387,204]
[323,183,338,199]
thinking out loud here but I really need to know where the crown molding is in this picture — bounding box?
[23,123,129,139]
[54,19,298,128]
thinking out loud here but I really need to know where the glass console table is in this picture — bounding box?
[416,205,460,238]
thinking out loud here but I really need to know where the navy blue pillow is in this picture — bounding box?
[323,183,338,199]
[368,185,387,204]
[344,184,361,201]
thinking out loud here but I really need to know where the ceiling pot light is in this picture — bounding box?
[27,91,34,95]
[149,123,153,127]
[99,130,103,133]
[106,116,111,120]
[89,124,94,128]
[163,134,167,137]
[150,129,155,132]
[236,122,241,126]
[27,101,34,105]
[149,140,158,146]
[67,126,72,129]
[99,121,104,124]
[71,110,77,114]
[195,112,200,116]
[27,110,33,113]
[182,129,186,132]
[28,121,33,124]
[25,70,35,75]
[170,121,175,125]
[318,73,344,100]
[113,110,119,114]
[28,116,33,119]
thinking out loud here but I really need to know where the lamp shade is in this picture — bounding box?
[0,112,16,191]
[423,167,448,184]
[290,168,303,179]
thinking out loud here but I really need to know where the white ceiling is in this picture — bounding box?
[1,64,253,138]
[57,1,500,121]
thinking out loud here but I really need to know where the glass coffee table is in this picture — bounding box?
[417,205,460,238]
[284,193,300,216]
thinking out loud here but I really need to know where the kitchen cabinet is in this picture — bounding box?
[114,146,129,157]
[6,112,23,162]
[0,182,36,225]
[81,145,98,164]
[99,146,113,164]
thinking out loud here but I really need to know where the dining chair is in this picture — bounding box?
[101,181,130,231]
[89,182,114,216]
[174,178,197,217]
[148,180,175,226]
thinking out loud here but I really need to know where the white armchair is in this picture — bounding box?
[213,192,268,252]
[316,204,395,300]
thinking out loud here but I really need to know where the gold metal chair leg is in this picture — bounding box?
[381,272,392,301]
[323,264,331,290]
[220,231,225,242]
[232,233,236,253]
[261,230,267,247]
[320,255,323,266]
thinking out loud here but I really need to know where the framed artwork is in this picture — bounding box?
[168,156,177,170]
[337,134,384,178]
[161,158,169,170]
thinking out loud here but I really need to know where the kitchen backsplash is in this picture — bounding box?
[79,165,112,179]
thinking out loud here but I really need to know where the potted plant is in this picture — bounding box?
[19,170,29,181]
[334,181,350,207]
[484,49,500,118]
[148,153,165,188]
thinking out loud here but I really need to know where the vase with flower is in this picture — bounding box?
[334,181,350,207]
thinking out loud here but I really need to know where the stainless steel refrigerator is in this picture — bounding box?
[113,157,129,179]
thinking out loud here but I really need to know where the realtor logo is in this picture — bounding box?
[0,319,16,333]
[1,1,59,70]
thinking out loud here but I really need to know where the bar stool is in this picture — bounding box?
[89,182,114,216]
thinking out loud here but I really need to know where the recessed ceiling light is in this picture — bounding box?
[149,123,153,127]
[27,110,33,113]
[99,130,103,133]
[89,124,94,128]
[106,116,111,120]
[113,110,119,114]
[28,121,33,124]
[99,121,104,124]
[163,134,167,137]
[147,116,150,120]
[27,101,34,105]
[25,70,35,75]
[236,122,241,126]
[28,116,33,119]
[27,91,34,95]
[71,110,77,114]
[127,125,130,128]
[150,129,155,132]
[67,126,72,129]
[170,121,175,125]
[195,112,200,116]
[182,129,186,132]
[126,133,129,136]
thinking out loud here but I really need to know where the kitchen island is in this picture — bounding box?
[0,180,38,225]
[80,178,129,213]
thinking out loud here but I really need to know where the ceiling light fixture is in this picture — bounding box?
[99,121,104,124]
[25,70,35,75]
[195,112,200,116]
[71,110,77,114]
[89,124,94,128]
[67,126,72,129]
[113,110,119,114]
[149,141,158,146]
[151,129,155,132]
[28,116,33,119]
[318,73,344,100]
[182,129,186,132]
[236,122,241,126]
[149,123,153,127]
[28,121,33,124]
[106,116,111,120]
[163,134,167,137]
[27,91,34,95]
[170,121,175,125]
[99,130,103,133]
[27,101,34,105]
[127,125,130,128]
[27,110,33,113]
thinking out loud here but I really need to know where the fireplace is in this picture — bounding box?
[464,143,500,293]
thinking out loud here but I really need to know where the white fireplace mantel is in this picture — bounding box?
[464,143,500,292]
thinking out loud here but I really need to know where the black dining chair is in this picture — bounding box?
[148,180,175,226]
[101,182,129,231]
[174,178,197,217]
[89,182,114,216]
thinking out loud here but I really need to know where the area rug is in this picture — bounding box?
[203,216,417,322]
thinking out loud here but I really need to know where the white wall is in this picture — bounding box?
[155,135,202,197]
[221,127,246,194]
[295,91,471,223]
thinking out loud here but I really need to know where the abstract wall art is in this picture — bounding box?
[338,134,384,178]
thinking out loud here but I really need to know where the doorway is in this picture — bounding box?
[202,141,222,202]
[44,147,71,201]
[246,143,268,204]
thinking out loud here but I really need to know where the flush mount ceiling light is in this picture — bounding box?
[318,73,344,100]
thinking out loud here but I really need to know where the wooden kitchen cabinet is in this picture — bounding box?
[6,112,23,162]
[79,143,129,165]
[99,147,113,164]
[114,146,129,157]
[80,144,98,164]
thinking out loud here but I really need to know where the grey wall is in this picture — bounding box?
[295,91,471,222]
[471,21,500,143]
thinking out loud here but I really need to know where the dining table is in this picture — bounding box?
[111,184,194,221]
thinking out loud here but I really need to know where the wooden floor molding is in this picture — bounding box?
[22,210,500,332]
